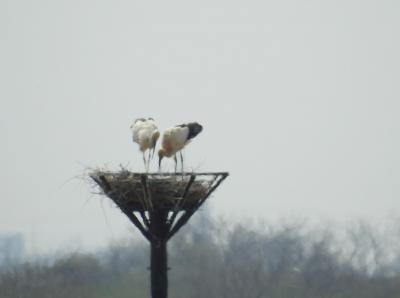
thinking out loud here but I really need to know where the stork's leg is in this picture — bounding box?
[180,151,184,173]
[147,149,151,171]
[143,152,147,171]
[174,154,178,173]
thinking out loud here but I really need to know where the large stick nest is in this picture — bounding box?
[90,170,226,211]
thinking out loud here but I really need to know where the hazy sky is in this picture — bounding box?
[1,0,399,254]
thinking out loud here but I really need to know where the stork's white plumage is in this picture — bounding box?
[158,122,203,172]
[130,117,160,171]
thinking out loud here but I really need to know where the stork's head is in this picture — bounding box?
[134,118,146,124]
[130,118,143,129]
[192,122,203,135]
[187,122,203,139]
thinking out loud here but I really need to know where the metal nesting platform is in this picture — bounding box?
[90,172,227,210]
[90,171,229,298]
[90,171,228,241]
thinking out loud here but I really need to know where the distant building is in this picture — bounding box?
[0,233,25,268]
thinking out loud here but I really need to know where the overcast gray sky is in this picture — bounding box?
[1,0,399,254]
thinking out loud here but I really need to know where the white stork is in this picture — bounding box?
[158,122,203,172]
[130,117,160,171]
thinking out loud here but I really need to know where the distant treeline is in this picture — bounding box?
[1,214,400,298]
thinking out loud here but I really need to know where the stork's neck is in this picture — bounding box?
[160,148,174,158]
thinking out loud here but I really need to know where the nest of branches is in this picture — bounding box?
[89,170,223,211]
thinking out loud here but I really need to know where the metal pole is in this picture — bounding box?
[149,209,169,298]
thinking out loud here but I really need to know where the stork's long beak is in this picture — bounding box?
[158,155,163,171]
